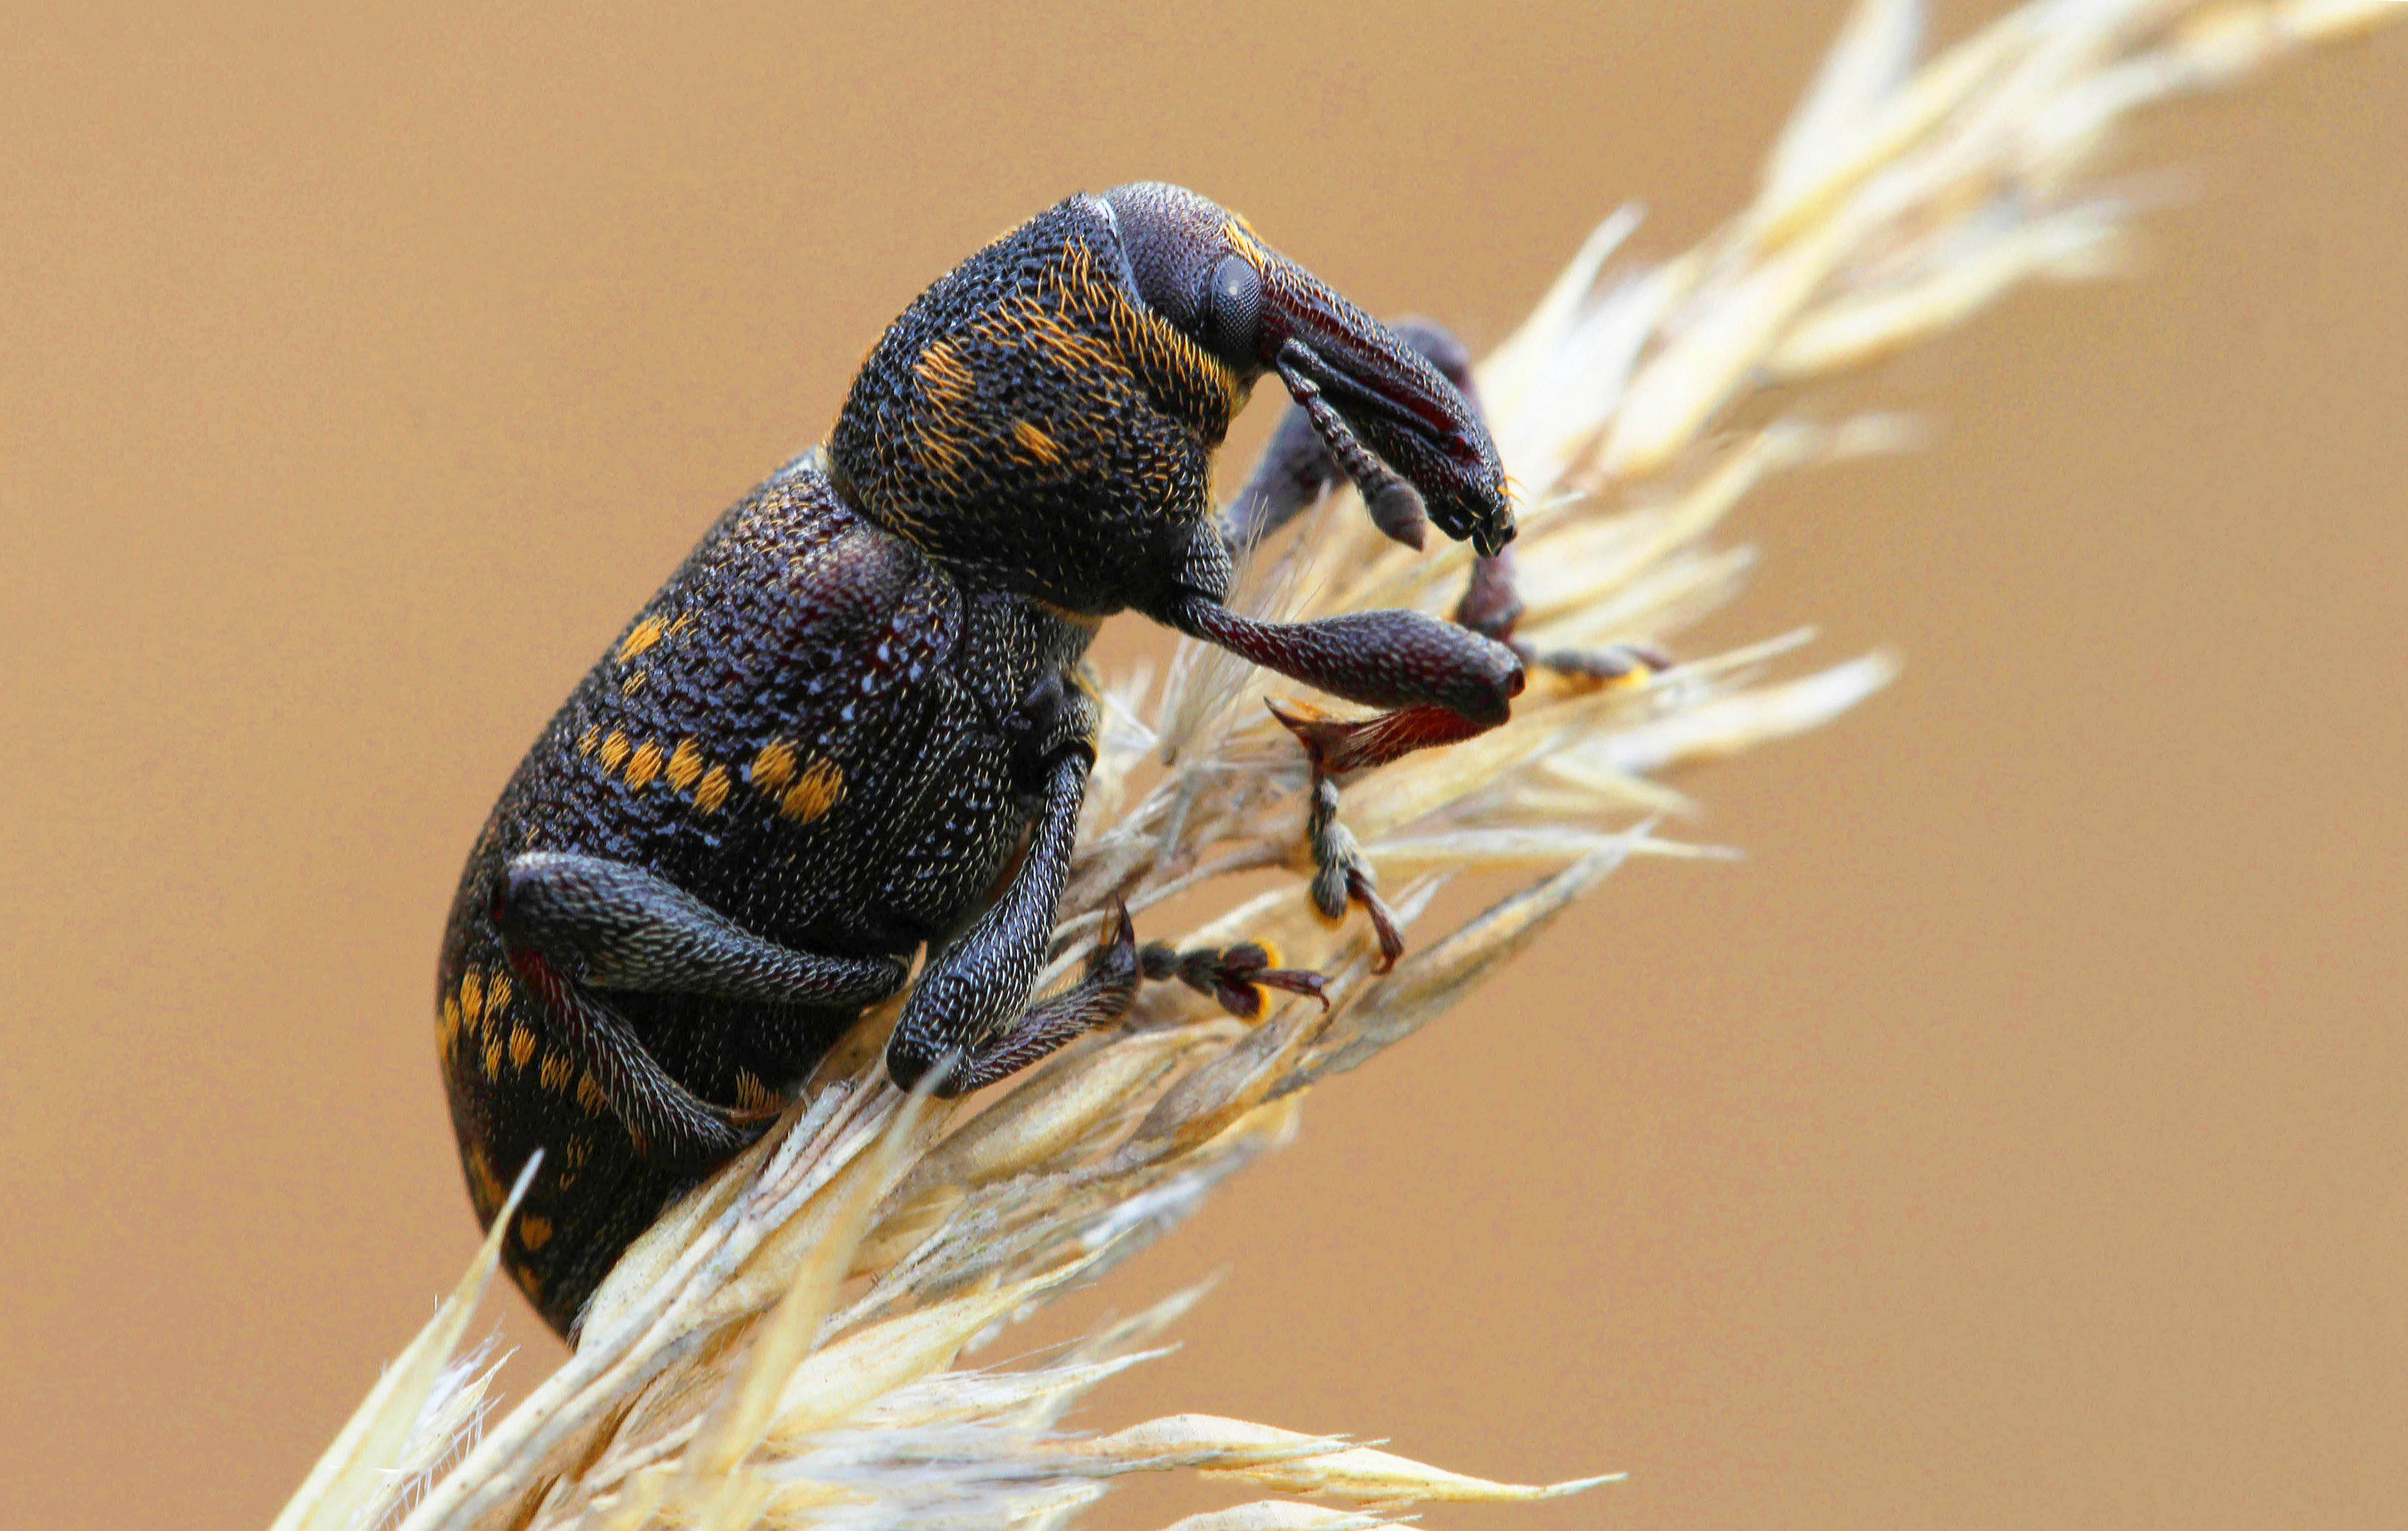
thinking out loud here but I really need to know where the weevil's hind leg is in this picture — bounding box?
[493,852,909,1165]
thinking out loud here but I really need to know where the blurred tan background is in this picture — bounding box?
[4,3,2403,1527]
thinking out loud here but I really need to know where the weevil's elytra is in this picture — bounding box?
[442,182,1667,1340]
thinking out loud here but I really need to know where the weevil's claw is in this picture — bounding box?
[1093,901,1142,983]
[1349,870,1406,974]
[1253,966,1332,1008]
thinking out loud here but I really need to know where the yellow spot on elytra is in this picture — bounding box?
[576,1074,606,1115]
[665,737,703,792]
[779,757,844,823]
[735,1068,775,1113]
[564,1135,593,1169]
[459,969,485,1031]
[620,670,647,697]
[466,1145,505,1219]
[488,972,511,1021]
[623,738,665,790]
[539,1053,572,1093]
[598,729,631,775]
[518,1215,553,1251]
[483,1036,504,1080]
[512,1264,544,1304]
[508,1024,535,1070]
[438,997,461,1061]
[1012,419,1062,466]
[695,764,732,814]
[577,724,600,756]
[616,614,666,663]
[752,740,798,794]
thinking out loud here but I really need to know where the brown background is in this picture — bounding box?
[4,4,2402,1528]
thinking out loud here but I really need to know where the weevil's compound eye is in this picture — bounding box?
[1101,182,1270,369]
[1204,254,1261,366]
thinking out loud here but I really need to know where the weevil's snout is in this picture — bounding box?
[1101,182,1515,559]
[1263,293,1514,558]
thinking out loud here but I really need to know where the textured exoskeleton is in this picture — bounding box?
[439,183,1537,1337]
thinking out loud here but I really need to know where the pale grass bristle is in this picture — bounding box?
[273,4,2401,1528]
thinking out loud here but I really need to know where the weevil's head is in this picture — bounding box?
[828,184,1512,612]
[1098,183,1512,557]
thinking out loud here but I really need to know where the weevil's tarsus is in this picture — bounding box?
[1140,936,1332,1019]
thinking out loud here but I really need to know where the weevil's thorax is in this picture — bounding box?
[828,196,1248,615]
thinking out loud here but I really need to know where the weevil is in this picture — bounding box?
[438,183,1655,1338]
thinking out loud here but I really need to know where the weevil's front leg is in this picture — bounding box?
[492,853,909,1165]
[1153,584,1525,969]
[1453,542,1673,686]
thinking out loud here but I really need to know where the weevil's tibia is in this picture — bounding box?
[887,749,1121,1096]
[933,906,1144,1091]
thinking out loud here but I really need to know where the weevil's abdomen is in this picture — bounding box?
[436,458,1090,1335]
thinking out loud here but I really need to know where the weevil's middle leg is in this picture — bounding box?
[1151,590,1524,973]
[929,904,1143,1093]
[1139,933,1330,1019]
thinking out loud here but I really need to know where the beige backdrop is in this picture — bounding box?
[4,4,2403,1527]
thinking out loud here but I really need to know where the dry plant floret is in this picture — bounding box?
[275,3,2401,1528]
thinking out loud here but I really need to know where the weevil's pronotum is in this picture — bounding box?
[439,183,1659,1336]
